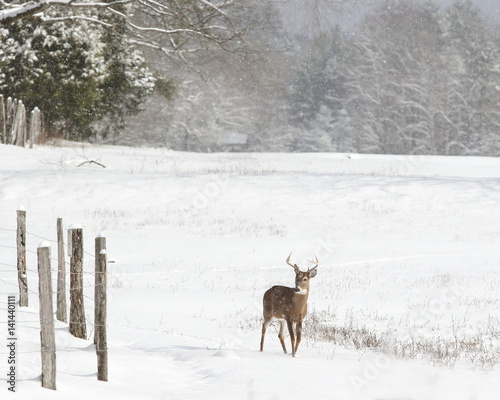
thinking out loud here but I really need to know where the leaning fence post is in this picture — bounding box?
[16,208,28,307]
[0,94,5,144]
[95,241,108,381]
[69,226,86,339]
[56,218,67,323]
[37,243,57,390]
[6,97,13,144]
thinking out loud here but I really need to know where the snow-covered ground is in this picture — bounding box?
[0,143,499,399]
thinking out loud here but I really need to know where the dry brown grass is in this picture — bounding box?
[301,310,500,369]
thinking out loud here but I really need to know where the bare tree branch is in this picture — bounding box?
[77,159,106,168]
[0,0,247,62]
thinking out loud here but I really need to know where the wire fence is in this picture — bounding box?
[0,223,105,358]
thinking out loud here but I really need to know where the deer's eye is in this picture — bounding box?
[303,278,307,282]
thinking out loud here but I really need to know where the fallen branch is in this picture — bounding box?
[77,160,106,168]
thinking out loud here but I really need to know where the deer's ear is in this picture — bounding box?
[308,269,317,279]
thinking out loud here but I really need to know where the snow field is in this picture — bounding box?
[0,143,499,399]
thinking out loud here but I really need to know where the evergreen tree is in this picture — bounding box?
[92,4,156,139]
[287,35,333,127]
[0,11,155,140]
[287,28,351,151]
[0,18,105,139]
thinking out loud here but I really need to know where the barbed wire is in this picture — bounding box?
[0,225,96,257]
[2,225,139,334]
[0,281,104,298]
[27,231,58,243]
[1,261,98,276]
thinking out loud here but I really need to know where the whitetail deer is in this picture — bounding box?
[260,253,318,357]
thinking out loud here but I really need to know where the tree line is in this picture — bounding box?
[286,0,500,156]
[132,0,499,156]
[1,0,499,156]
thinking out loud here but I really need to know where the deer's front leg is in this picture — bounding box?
[294,320,303,355]
[286,319,296,357]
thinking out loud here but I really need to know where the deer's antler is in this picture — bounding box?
[307,255,319,271]
[286,252,300,273]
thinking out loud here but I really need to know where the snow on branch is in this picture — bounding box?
[0,1,51,23]
[69,0,131,6]
[198,0,228,17]
[41,14,113,26]
[1,0,247,66]
[0,0,130,24]
[126,21,231,38]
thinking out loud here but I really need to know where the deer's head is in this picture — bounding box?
[286,253,318,294]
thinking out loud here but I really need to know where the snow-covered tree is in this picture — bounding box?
[0,13,155,139]
[0,0,246,65]
[440,0,500,155]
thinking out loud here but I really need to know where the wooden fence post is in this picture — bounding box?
[29,107,42,147]
[16,209,28,307]
[11,100,22,146]
[94,234,106,344]
[0,94,41,146]
[95,242,108,381]
[37,243,56,390]
[69,227,86,339]
[14,100,26,147]
[56,218,67,323]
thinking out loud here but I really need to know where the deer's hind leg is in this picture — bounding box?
[260,316,272,352]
